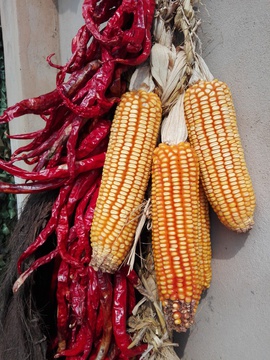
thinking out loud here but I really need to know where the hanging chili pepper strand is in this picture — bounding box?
[0,0,157,358]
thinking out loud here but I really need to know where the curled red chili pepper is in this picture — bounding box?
[0,152,105,185]
[95,271,113,360]
[0,179,66,193]
[55,323,91,358]
[2,1,157,358]
[112,270,147,358]
[76,119,111,160]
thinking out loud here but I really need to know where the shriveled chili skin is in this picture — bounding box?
[76,119,111,159]
[1,0,157,358]
[55,260,70,352]
[0,60,101,124]
[0,178,66,193]
[112,271,147,358]
[17,184,73,274]
[55,323,90,358]
[87,266,100,335]
[95,271,113,360]
[0,152,105,185]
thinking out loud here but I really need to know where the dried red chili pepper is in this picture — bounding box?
[112,270,147,358]
[87,266,100,334]
[0,179,66,193]
[0,90,60,123]
[0,152,105,184]
[0,59,101,124]
[76,119,110,159]
[127,275,137,317]
[74,180,101,262]
[55,323,91,358]
[66,117,82,179]
[56,260,71,353]
[1,2,158,359]
[16,183,73,273]
[8,105,71,160]
[13,249,59,293]
[95,271,113,360]
[7,128,44,140]
[91,0,122,24]
[69,269,88,325]
[66,169,101,216]
[94,301,104,343]
[11,121,73,166]
[83,180,100,232]
[57,205,81,268]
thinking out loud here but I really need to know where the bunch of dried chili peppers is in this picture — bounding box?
[0,0,156,358]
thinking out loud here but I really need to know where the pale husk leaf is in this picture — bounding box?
[129,62,155,92]
[161,93,188,144]
[189,54,215,84]
[150,43,173,89]
[161,50,187,108]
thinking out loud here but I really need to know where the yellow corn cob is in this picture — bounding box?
[198,181,212,289]
[184,79,256,232]
[90,90,162,273]
[151,141,204,332]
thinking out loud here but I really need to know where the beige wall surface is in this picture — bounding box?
[1,1,270,359]
[0,0,60,210]
[175,2,270,359]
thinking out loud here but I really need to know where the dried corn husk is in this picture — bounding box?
[126,0,213,358]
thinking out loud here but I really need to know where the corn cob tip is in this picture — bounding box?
[90,249,118,273]
[163,299,196,332]
[234,216,254,233]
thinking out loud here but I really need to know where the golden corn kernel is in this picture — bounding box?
[184,79,256,232]
[90,90,162,272]
[151,142,205,332]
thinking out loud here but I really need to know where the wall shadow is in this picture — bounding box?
[54,0,82,15]
[210,209,250,260]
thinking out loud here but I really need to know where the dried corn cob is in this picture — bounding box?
[184,79,256,232]
[151,141,207,332]
[90,90,162,273]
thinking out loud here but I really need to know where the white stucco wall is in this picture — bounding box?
[1,1,269,359]
[174,2,270,359]
[0,0,60,211]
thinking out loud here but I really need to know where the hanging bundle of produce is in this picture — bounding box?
[0,0,256,359]
[0,0,160,358]
[124,0,255,339]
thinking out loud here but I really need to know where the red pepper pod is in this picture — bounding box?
[55,323,92,358]
[76,118,111,159]
[0,178,66,193]
[0,89,60,123]
[112,271,147,358]
[0,152,105,184]
[87,266,100,335]
[94,271,114,359]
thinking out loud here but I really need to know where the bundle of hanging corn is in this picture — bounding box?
[0,0,256,359]
[121,0,256,353]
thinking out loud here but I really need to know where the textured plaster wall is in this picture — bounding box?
[175,1,270,359]
[1,1,270,359]
[0,0,60,210]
